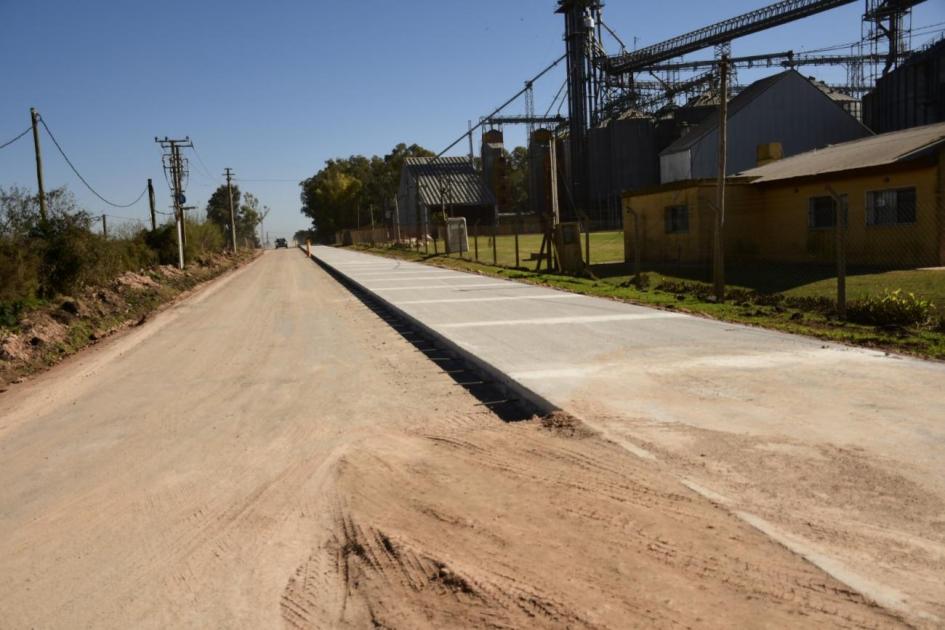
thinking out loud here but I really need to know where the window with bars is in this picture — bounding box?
[808,194,848,229]
[866,188,917,226]
[664,205,689,234]
[809,196,836,229]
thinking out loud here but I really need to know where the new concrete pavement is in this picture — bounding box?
[312,245,945,626]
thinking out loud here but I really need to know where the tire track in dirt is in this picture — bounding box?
[0,251,910,628]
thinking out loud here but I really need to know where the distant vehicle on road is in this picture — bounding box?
[275,238,288,249]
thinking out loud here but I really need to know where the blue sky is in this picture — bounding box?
[2,1,943,239]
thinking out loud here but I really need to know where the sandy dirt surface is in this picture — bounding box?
[0,250,903,628]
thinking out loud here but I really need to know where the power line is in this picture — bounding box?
[234,177,302,182]
[102,213,146,221]
[38,115,148,208]
[0,126,31,150]
[190,141,219,183]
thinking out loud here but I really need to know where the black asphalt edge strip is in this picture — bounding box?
[307,247,562,419]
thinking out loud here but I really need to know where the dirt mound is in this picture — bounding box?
[0,335,30,362]
[156,265,184,279]
[115,271,158,291]
[537,411,597,439]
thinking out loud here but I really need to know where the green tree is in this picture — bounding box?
[506,146,529,214]
[300,163,363,243]
[239,193,264,247]
[205,183,240,239]
[299,142,433,243]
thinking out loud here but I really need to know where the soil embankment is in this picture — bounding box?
[0,250,257,388]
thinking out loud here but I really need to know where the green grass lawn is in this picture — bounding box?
[350,243,945,361]
[784,269,945,309]
[422,229,625,267]
[588,263,945,310]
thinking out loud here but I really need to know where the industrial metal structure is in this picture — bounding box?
[396,157,497,231]
[551,0,928,214]
[864,37,945,132]
[431,0,937,229]
[660,70,871,183]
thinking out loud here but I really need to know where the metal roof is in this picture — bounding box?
[739,121,945,183]
[404,157,496,207]
[661,70,792,154]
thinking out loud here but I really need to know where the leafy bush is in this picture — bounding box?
[847,289,937,328]
[1,186,230,315]
[0,237,42,304]
[184,219,225,262]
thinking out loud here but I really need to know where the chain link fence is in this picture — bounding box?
[338,216,626,269]
[622,179,945,329]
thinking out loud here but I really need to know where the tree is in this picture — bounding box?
[293,229,315,245]
[299,142,434,243]
[300,163,362,243]
[205,183,240,240]
[239,193,264,247]
[506,146,529,214]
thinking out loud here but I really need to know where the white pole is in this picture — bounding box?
[176,216,184,270]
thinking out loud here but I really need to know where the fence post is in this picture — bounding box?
[514,219,520,268]
[492,223,498,265]
[584,220,590,266]
[827,186,847,319]
[474,222,479,262]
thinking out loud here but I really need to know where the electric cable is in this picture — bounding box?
[190,141,219,183]
[38,115,148,208]
[544,79,568,119]
[0,126,31,150]
[234,177,301,183]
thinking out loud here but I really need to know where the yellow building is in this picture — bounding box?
[623,122,945,268]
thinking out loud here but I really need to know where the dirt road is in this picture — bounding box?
[0,250,903,628]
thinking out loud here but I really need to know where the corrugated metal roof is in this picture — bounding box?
[404,157,496,207]
[811,79,857,104]
[661,70,793,154]
[739,121,945,183]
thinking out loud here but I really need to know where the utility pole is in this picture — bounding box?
[713,55,730,302]
[101,214,107,239]
[173,144,187,250]
[147,178,157,231]
[155,136,192,269]
[30,107,48,224]
[224,168,238,251]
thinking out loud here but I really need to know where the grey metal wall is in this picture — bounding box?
[687,72,871,180]
[587,117,660,204]
[864,39,945,133]
[396,170,426,229]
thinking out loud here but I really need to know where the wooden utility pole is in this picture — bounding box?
[147,178,157,231]
[172,143,186,250]
[224,168,238,251]
[101,214,107,239]
[155,137,192,269]
[30,108,48,224]
[713,55,730,302]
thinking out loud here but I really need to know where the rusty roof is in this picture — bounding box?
[740,121,945,183]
